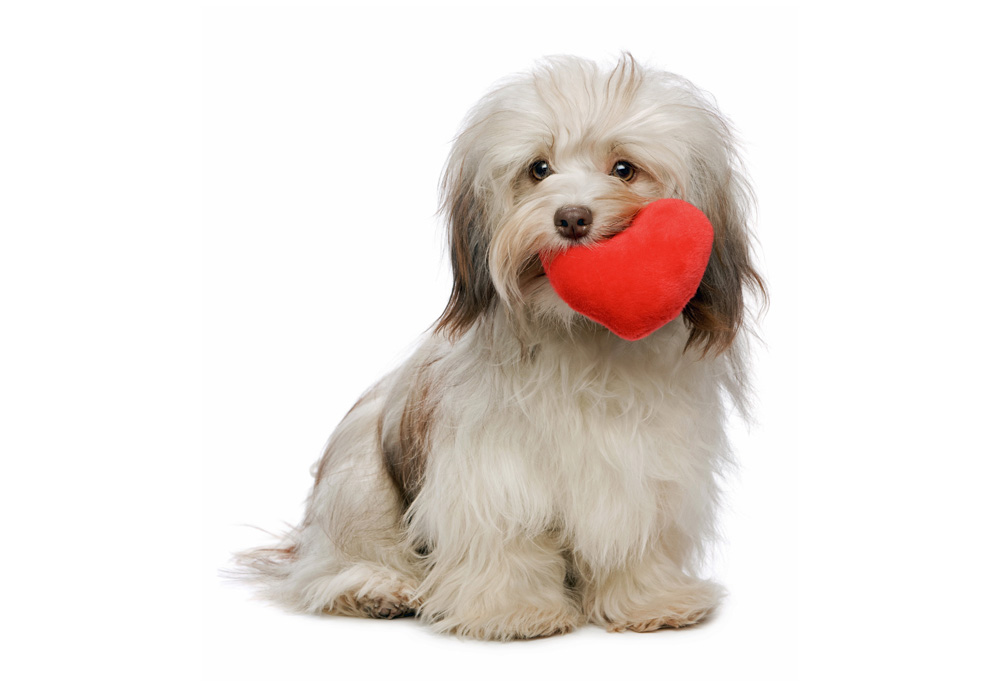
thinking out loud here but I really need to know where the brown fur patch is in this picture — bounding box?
[380,359,440,506]
[435,157,498,339]
[683,165,767,356]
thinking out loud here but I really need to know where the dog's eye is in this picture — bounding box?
[611,161,636,182]
[530,160,551,181]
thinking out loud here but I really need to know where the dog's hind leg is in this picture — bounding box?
[234,385,422,617]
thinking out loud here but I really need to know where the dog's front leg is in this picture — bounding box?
[417,530,581,640]
[583,544,723,632]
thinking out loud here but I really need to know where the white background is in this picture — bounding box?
[2,1,998,686]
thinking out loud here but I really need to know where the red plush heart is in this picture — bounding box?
[540,199,714,341]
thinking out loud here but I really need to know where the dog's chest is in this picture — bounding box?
[495,345,718,563]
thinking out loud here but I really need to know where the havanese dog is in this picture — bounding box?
[236,54,764,640]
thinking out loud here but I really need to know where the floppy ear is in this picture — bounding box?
[682,151,766,356]
[434,155,498,339]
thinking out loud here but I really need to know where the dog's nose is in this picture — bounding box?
[554,205,593,240]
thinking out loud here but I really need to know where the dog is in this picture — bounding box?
[235,54,764,640]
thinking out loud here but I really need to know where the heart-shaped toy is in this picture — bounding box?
[540,198,714,341]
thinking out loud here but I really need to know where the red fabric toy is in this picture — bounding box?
[540,199,714,341]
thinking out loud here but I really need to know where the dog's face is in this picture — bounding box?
[437,56,763,353]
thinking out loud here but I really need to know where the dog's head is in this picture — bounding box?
[436,54,764,355]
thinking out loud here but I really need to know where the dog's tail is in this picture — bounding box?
[224,526,303,601]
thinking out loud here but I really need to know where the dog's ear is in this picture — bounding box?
[683,155,766,356]
[434,156,498,339]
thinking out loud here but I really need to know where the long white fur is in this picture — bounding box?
[235,55,757,640]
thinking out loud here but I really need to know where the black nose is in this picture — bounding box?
[553,205,593,240]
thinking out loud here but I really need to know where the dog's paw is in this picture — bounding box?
[457,604,580,640]
[604,603,713,632]
[598,579,722,633]
[354,569,419,619]
[428,597,581,641]
[314,566,420,619]
[358,594,414,619]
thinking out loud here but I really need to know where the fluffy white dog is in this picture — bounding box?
[236,54,764,640]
